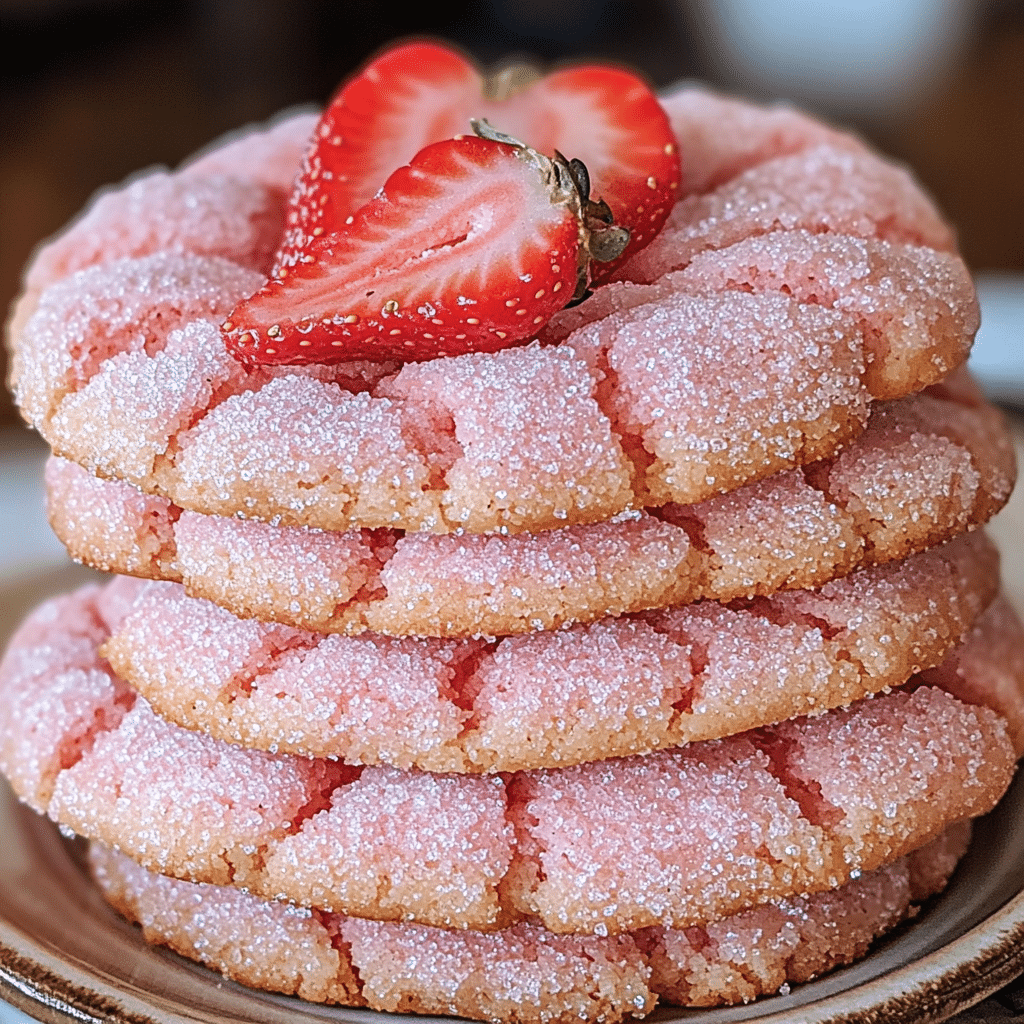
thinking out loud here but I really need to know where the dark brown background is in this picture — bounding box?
[3,0,1023,424]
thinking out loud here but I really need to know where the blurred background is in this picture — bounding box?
[1,0,1022,427]
[1,11,1022,1021]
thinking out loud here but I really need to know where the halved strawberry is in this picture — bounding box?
[274,41,479,275]
[226,128,629,366]
[274,40,679,283]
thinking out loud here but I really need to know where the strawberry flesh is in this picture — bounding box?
[227,135,589,365]
[275,42,481,276]
[275,41,679,283]
[236,41,681,366]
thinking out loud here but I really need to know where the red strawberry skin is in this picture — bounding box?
[276,41,679,282]
[521,65,680,280]
[226,135,583,366]
[275,42,480,276]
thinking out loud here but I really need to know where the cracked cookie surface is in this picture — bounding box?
[1,580,1018,934]
[100,532,999,771]
[88,824,969,1020]
[9,89,978,536]
[45,369,1015,637]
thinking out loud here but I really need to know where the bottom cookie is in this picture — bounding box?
[90,824,970,1023]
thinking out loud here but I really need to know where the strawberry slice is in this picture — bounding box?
[275,41,479,275]
[225,129,629,366]
[491,64,681,281]
[274,41,679,283]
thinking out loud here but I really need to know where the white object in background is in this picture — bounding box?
[0,431,68,578]
[971,273,1024,408]
[687,0,974,118]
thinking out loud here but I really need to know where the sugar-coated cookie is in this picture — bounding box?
[9,90,977,536]
[89,824,969,1021]
[0,582,1017,934]
[101,532,999,771]
[46,370,1015,637]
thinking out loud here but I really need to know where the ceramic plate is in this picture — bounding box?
[2,554,1024,1024]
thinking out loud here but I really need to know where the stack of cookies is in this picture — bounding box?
[2,55,1022,1023]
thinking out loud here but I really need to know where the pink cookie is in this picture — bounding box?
[10,88,977,536]
[178,110,319,191]
[22,110,314,298]
[101,532,999,772]
[88,824,969,1020]
[660,87,865,196]
[24,174,285,295]
[45,371,1015,637]
[0,584,1017,934]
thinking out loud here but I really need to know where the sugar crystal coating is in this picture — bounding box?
[171,375,442,527]
[50,319,256,485]
[45,374,1015,637]
[3,73,1013,1023]
[25,173,284,292]
[101,532,998,772]
[543,231,977,406]
[755,687,999,871]
[574,290,866,504]
[9,88,978,534]
[641,824,970,1008]
[91,843,362,1006]
[919,595,1024,755]
[45,459,180,577]
[673,231,977,399]
[0,588,132,807]
[815,372,1015,562]
[49,697,347,887]
[621,144,954,286]
[378,343,635,532]
[87,821,968,1019]
[179,111,319,192]
[264,767,514,929]
[1,584,1016,933]
[659,87,865,197]
[12,252,262,429]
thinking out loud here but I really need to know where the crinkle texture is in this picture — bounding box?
[659,87,866,197]
[9,89,976,535]
[375,343,635,532]
[0,586,132,807]
[12,252,264,428]
[919,594,1024,755]
[88,824,969,1020]
[574,290,868,505]
[810,370,1015,562]
[101,532,999,772]
[548,230,978,402]
[620,144,955,286]
[1,585,1016,934]
[46,371,1014,636]
[47,458,181,578]
[170,374,445,527]
[25,172,284,292]
[49,319,257,486]
[640,823,970,1008]
[90,844,362,1006]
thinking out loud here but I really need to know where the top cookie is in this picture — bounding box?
[10,89,977,535]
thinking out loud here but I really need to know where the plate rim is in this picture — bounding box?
[3,789,1024,1024]
[3,550,1024,1024]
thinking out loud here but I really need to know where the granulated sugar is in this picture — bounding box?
[101,532,995,771]
[1,580,1015,935]
[26,173,284,292]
